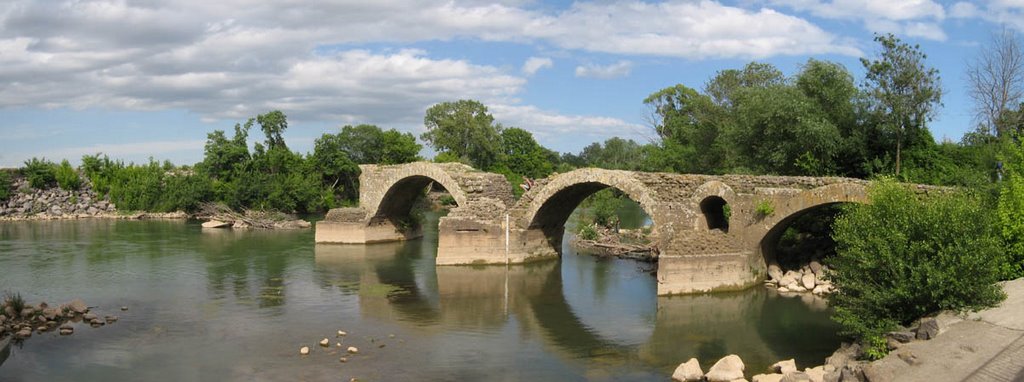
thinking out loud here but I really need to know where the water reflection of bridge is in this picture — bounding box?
[313,241,840,373]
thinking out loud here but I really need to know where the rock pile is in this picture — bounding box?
[671,314,960,382]
[765,261,834,295]
[0,179,116,219]
[0,297,118,342]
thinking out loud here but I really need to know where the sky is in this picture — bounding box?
[1,0,1022,168]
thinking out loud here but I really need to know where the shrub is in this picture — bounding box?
[997,139,1024,280]
[3,292,26,317]
[755,200,775,217]
[0,170,11,201]
[439,194,457,206]
[829,178,1007,348]
[54,159,82,190]
[577,223,598,241]
[23,157,56,189]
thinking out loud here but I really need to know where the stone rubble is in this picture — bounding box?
[0,297,119,344]
[0,178,117,220]
[765,262,835,296]
[674,313,960,382]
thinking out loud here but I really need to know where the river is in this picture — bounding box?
[0,212,841,381]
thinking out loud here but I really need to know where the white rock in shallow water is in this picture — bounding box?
[752,374,783,382]
[337,330,347,337]
[672,358,703,381]
[201,220,230,228]
[706,354,745,382]
[801,273,816,290]
[772,359,797,374]
[319,338,330,347]
[299,346,310,355]
[767,264,784,281]
[347,346,358,354]
[804,366,826,382]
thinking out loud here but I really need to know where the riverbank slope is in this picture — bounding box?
[864,278,1024,381]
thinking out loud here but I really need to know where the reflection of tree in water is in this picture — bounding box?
[756,293,843,365]
[200,228,306,311]
[313,212,444,324]
[527,261,631,361]
[370,241,441,324]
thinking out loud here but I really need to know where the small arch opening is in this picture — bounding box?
[700,196,730,232]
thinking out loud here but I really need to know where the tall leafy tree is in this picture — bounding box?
[644,84,728,173]
[499,127,553,179]
[705,62,786,108]
[257,110,289,150]
[861,33,942,176]
[336,124,422,165]
[421,99,503,170]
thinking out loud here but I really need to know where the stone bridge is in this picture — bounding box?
[316,162,885,295]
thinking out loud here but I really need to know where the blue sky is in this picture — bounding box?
[0,0,1021,167]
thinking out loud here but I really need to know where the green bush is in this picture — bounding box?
[54,159,82,190]
[23,157,56,189]
[0,170,11,201]
[755,200,775,217]
[829,178,1007,347]
[998,139,1024,279]
[439,194,457,206]
[577,224,598,241]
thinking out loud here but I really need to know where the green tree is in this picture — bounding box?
[336,124,421,164]
[200,121,251,180]
[54,159,82,190]
[257,110,289,150]
[830,179,1006,355]
[310,132,361,203]
[732,85,843,175]
[861,33,943,177]
[579,138,645,170]
[644,84,728,173]
[499,127,553,179]
[422,100,504,170]
[705,62,786,108]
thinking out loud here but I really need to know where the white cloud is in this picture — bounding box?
[489,104,650,142]
[767,0,948,40]
[522,57,553,75]
[949,2,979,18]
[0,0,862,155]
[574,61,633,79]
[948,1,1024,32]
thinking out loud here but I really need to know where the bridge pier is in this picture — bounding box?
[314,220,422,244]
[435,216,557,265]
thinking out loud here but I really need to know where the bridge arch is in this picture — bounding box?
[693,181,737,232]
[518,168,662,252]
[361,163,470,223]
[754,182,868,267]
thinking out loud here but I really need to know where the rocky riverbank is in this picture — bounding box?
[671,278,1024,382]
[0,178,119,220]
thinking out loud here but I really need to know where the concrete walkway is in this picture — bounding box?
[867,278,1024,382]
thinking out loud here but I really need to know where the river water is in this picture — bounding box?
[0,213,841,381]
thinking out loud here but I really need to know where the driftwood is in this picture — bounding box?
[197,203,307,229]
